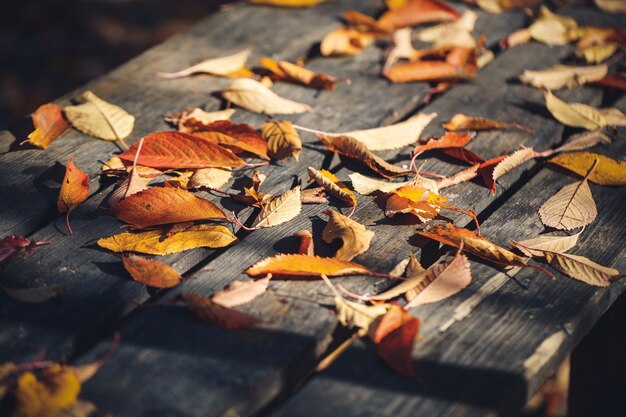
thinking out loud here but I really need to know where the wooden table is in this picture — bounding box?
[1,1,624,416]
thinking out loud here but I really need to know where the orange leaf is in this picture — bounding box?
[57,156,90,235]
[369,305,420,377]
[246,254,372,278]
[384,60,471,83]
[24,104,70,149]
[180,293,261,330]
[412,131,472,156]
[378,0,459,31]
[119,131,245,169]
[110,187,228,228]
[259,58,338,90]
[418,223,527,267]
[190,120,269,160]
[385,185,447,221]
[320,28,376,56]
[442,113,531,132]
[122,254,181,288]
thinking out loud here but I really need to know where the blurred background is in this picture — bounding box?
[0,0,230,129]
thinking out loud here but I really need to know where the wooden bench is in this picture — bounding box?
[1,1,624,416]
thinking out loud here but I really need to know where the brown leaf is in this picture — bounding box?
[384,60,472,83]
[544,251,621,287]
[110,187,228,228]
[554,129,611,154]
[119,131,245,169]
[322,209,374,261]
[308,167,356,206]
[294,230,315,255]
[548,152,626,186]
[318,134,411,178]
[377,0,460,31]
[539,178,597,230]
[259,58,337,90]
[412,131,472,156]
[156,48,252,78]
[180,293,261,330]
[246,254,372,278]
[222,78,313,114]
[261,120,303,161]
[442,113,531,132]
[248,0,328,7]
[57,157,90,235]
[122,254,181,288]
[98,224,237,255]
[300,187,328,204]
[418,223,528,266]
[211,275,271,308]
[252,187,302,228]
[510,231,582,257]
[440,147,484,165]
[24,104,70,149]
[437,164,480,189]
[190,120,269,160]
[520,64,608,90]
[0,236,47,264]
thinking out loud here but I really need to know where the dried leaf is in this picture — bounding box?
[57,157,89,234]
[322,209,374,261]
[261,120,302,161]
[171,108,236,132]
[418,223,528,266]
[108,160,157,207]
[191,120,269,160]
[593,73,626,91]
[0,236,48,264]
[437,164,480,189]
[294,230,315,255]
[539,179,597,230]
[349,173,410,195]
[318,134,411,178]
[110,187,228,228]
[554,129,611,154]
[384,28,419,70]
[413,131,472,156]
[476,0,540,13]
[544,251,621,287]
[385,185,447,222]
[520,64,608,90]
[417,10,477,49]
[260,58,337,90]
[528,6,579,46]
[368,305,420,377]
[594,0,626,12]
[122,254,181,288]
[252,187,302,228]
[549,152,626,186]
[24,104,70,149]
[189,167,232,189]
[478,155,506,193]
[510,231,582,257]
[377,0,460,31]
[13,365,81,417]
[246,254,372,278]
[1,285,64,303]
[64,90,134,141]
[545,91,626,130]
[98,224,237,255]
[222,78,313,114]
[576,44,618,64]
[439,147,484,165]
[181,293,261,329]
[211,275,271,308]
[156,48,252,78]
[442,113,530,132]
[384,60,472,83]
[308,167,356,206]
[492,147,536,182]
[320,28,376,56]
[119,131,245,169]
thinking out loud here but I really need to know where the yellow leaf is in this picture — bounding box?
[544,90,626,130]
[307,167,357,206]
[539,179,597,230]
[156,48,252,78]
[549,152,626,186]
[576,44,618,64]
[510,231,582,257]
[520,64,608,90]
[544,251,621,287]
[528,6,579,46]
[261,120,302,161]
[188,167,232,189]
[246,254,372,278]
[13,365,81,417]
[252,186,302,228]
[222,78,313,115]
[64,91,134,142]
[385,185,447,222]
[98,224,237,255]
[322,209,374,261]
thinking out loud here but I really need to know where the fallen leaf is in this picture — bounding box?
[492,147,536,182]
[170,108,236,132]
[108,168,156,207]
[349,173,411,195]
[377,0,460,31]
[248,0,328,6]
[553,129,611,154]
[122,254,181,288]
[576,44,618,64]
[440,147,484,165]
[544,251,621,286]
[442,113,531,132]
[477,155,507,193]
[110,187,228,228]
[1,285,64,304]
[593,73,626,91]
[510,231,582,257]
[417,9,477,49]
[384,28,420,70]
[545,91,626,130]
[261,120,303,161]
[320,28,376,56]
[594,0,626,12]
[98,224,237,255]
[252,186,302,228]
[384,60,472,83]
[222,78,313,114]
[520,64,608,90]
[301,186,328,203]
[24,104,70,149]
[211,275,271,308]
[308,167,356,206]
[156,48,252,78]
[385,185,447,222]
[57,157,90,235]
[294,230,315,255]
[318,134,411,178]
[191,120,269,160]
[418,223,528,266]
[322,209,374,261]
[501,28,532,49]
[369,305,420,377]
[539,179,597,230]
[476,0,540,13]
[180,293,261,329]
[64,90,134,142]
[13,365,81,417]
[528,6,579,46]
[246,254,372,278]
[119,131,245,169]
[437,164,480,189]
[549,152,626,186]
[412,131,472,156]
[189,167,232,189]
[259,58,337,90]
[0,236,48,264]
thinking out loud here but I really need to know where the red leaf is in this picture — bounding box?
[25,104,70,149]
[440,147,485,165]
[477,155,507,193]
[412,132,472,156]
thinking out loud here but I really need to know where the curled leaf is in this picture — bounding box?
[252,187,302,228]
[157,48,252,78]
[248,0,328,6]
[24,104,70,149]
[437,164,480,189]
[261,120,302,161]
[417,9,477,49]
[308,167,356,206]
[385,185,447,222]
[442,113,530,132]
[548,152,626,186]
[181,293,261,330]
[492,147,536,182]
[122,254,181,288]
[211,275,271,308]
[544,251,621,287]
[57,157,90,235]
[528,6,579,46]
[384,28,420,70]
[260,58,337,90]
[322,209,374,261]
[295,230,315,255]
[520,64,608,90]
[246,254,372,278]
[377,0,460,31]
[413,131,472,156]
[13,365,81,417]
[222,78,313,114]
[576,44,618,64]
[320,28,376,56]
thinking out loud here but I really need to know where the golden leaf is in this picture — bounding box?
[385,185,447,222]
[246,254,372,278]
[510,231,582,257]
[13,365,81,417]
[211,275,271,308]
[64,91,134,142]
[98,225,237,255]
[528,6,579,46]
[576,44,618,64]
[594,0,626,13]
[188,168,232,189]
[492,147,536,182]
[520,64,608,90]
[544,251,621,287]
[442,113,530,132]
[25,104,70,149]
[122,254,181,288]
[57,157,90,235]
[252,186,302,228]
[222,78,313,114]
[320,28,376,56]
[545,90,626,130]
[156,48,252,78]
[308,167,356,206]
[259,58,337,90]
[539,179,597,230]
[261,120,302,161]
[549,152,626,186]
[322,209,374,261]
